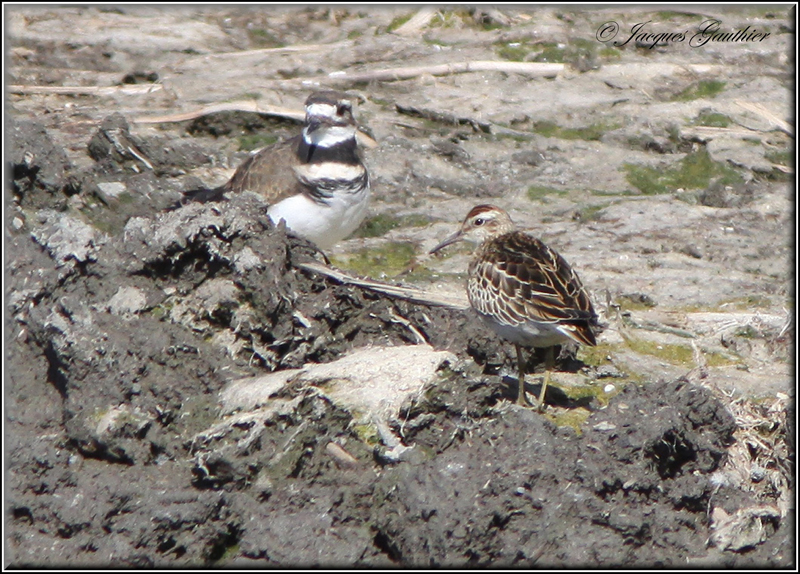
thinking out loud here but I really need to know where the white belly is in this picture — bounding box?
[478,313,574,349]
[267,186,369,250]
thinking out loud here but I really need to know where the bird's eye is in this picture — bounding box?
[474,218,485,226]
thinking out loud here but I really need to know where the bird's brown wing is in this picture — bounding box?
[223,134,305,204]
[469,232,598,346]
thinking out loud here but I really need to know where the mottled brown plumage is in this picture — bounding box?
[430,204,599,409]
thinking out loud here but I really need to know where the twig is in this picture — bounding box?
[133,102,379,149]
[396,102,491,133]
[10,84,163,96]
[133,101,303,124]
[680,125,769,142]
[735,100,794,137]
[295,259,469,310]
[386,308,429,345]
[187,40,355,60]
[324,61,564,83]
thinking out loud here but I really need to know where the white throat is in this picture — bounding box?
[302,125,356,148]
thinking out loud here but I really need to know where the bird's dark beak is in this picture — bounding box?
[429,229,464,254]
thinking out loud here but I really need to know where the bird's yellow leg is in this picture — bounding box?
[537,347,556,412]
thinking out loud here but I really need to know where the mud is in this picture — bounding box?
[5,5,794,568]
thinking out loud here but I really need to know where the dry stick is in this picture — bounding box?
[680,125,771,142]
[185,40,355,61]
[9,84,163,96]
[132,102,379,149]
[396,102,492,133]
[735,100,794,137]
[295,260,469,311]
[323,61,564,83]
[133,101,304,124]
[395,104,536,138]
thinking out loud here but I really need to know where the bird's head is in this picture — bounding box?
[429,204,515,254]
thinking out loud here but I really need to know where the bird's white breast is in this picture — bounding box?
[267,183,370,250]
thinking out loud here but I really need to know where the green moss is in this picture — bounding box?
[353,423,381,446]
[572,204,607,222]
[622,334,694,366]
[331,241,417,278]
[347,29,363,39]
[599,46,622,60]
[532,119,620,141]
[548,407,591,434]
[369,97,393,107]
[623,148,743,195]
[589,188,637,197]
[492,130,536,143]
[765,149,792,170]
[527,185,567,202]
[693,111,732,127]
[239,92,262,101]
[428,240,472,259]
[354,213,432,238]
[718,294,773,310]
[704,350,738,367]
[496,37,600,65]
[672,80,726,102]
[428,8,507,31]
[238,133,279,152]
[539,38,597,66]
[533,42,567,63]
[495,40,537,62]
[561,380,611,403]
[616,293,658,311]
[386,12,413,33]
[116,192,134,205]
[401,265,441,283]
[247,28,284,49]
[577,342,617,368]
[422,36,453,47]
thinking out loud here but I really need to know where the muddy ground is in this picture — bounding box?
[5,5,795,568]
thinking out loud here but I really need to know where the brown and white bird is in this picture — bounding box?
[175,91,370,250]
[430,204,599,410]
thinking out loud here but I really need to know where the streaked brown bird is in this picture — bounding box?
[430,204,599,410]
[173,91,370,250]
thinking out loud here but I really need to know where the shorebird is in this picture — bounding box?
[174,91,370,250]
[430,204,599,410]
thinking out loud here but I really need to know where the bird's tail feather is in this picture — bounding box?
[165,185,227,211]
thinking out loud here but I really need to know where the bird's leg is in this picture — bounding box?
[537,347,555,412]
[515,344,532,406]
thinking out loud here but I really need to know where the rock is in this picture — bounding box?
[8,117,72,208]
[710,506,781,552]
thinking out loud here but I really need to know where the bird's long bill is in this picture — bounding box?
[429,229,464,254]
